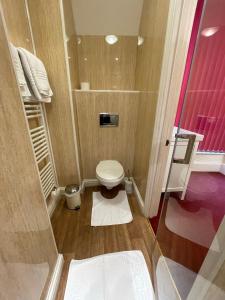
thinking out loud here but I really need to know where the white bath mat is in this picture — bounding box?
[91,190,133,226]
[165,198,219,251]
[64,251,155,300]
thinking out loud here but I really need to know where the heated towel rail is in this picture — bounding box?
[24,101,57,200]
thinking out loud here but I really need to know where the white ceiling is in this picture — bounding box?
[71,0,144,36]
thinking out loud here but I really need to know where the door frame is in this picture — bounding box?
[143,0,198,218]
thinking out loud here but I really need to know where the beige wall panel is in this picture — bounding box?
[67,36,80,89]
[62,0,80,89]
[0,10,58,300]
[75,91,139,178]
[133,0,169,200]
[133,92,158,199]
[27,0,80,186]
[135,0,169,91]
[0,0,34,52]
[77,36,137,90]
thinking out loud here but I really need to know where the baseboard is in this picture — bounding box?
[45,254,64,300]
[192,162,221,172]
[48,187,64,217]
[81,178,100,193]
[220,164,225,175]
[130,177,144,214]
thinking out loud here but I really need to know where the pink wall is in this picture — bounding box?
[175,0,204,126]
[176,0,225,152]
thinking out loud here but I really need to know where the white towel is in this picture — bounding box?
[9,44,32,99]
[17,47,53,103]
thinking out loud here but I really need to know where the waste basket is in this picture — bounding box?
[65,184,81,210]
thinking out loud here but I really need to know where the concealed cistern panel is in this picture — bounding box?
[99,113,119,127]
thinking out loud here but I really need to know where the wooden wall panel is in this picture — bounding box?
[75,91,139,178]
[133,0,169,200]
[27,0,81,186]
[0,0,34,52]
[133,92,158,199]
[0,9,58,300]
[135,0,169,91]
[62,0,80,89]
[77,36,137,90]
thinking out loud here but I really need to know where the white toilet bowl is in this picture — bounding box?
[96,160,125,189]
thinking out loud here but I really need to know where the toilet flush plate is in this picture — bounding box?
[91,191,133,226]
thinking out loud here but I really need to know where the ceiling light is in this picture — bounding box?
[105,35,118,45]
[201,27,219,37]
[138,36,144,46]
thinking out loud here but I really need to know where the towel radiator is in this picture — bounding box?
[24,101,57,200]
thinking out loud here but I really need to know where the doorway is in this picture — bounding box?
[151,0,225,298]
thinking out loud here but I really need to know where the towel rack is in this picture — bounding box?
[24,101,57,200]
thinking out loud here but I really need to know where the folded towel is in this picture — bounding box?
[9,44,32,99]
[17,47,53,103]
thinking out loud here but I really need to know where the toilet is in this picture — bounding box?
[96,160,125,189]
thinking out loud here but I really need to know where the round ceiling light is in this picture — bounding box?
[105,35,118,45]
[201,27,219,37]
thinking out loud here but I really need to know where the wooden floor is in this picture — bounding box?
[157,198,208,273]
[51,186,156,299]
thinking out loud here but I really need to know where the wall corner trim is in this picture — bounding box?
[81,178,100,193]
[45,254,64,300]
[130,177,145,214]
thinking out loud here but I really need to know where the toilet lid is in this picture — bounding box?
[96,160,124,181]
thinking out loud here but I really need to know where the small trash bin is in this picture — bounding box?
[65,184,81,210]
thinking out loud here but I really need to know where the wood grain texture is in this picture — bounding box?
[62,0,80,89]
[0,0,34,52]
[0,9,58,300]
[135,0,169,91]
[1,0,58,199]
[133,92,158,199]
[51,186,156,300]
[77,36,137,90]
[27,0,80,186]
[75,90,139,178]
[133,0,169,201]
[154,196,223,299]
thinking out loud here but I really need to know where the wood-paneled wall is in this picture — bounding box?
[1,0,81,186]
[133,92,158,198]
[75,91,139,178]
[135,0,169,91]
[27,0,81,186]
[133,0,170,200]
[62,0,80,89]
[77,36,137,90]
[0,0,34,52]
[0,8,58,299]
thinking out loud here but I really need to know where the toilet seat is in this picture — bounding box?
[96,160,124,182]
[96,160,125,189]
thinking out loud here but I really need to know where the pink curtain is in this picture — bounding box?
[175,0,225,152]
